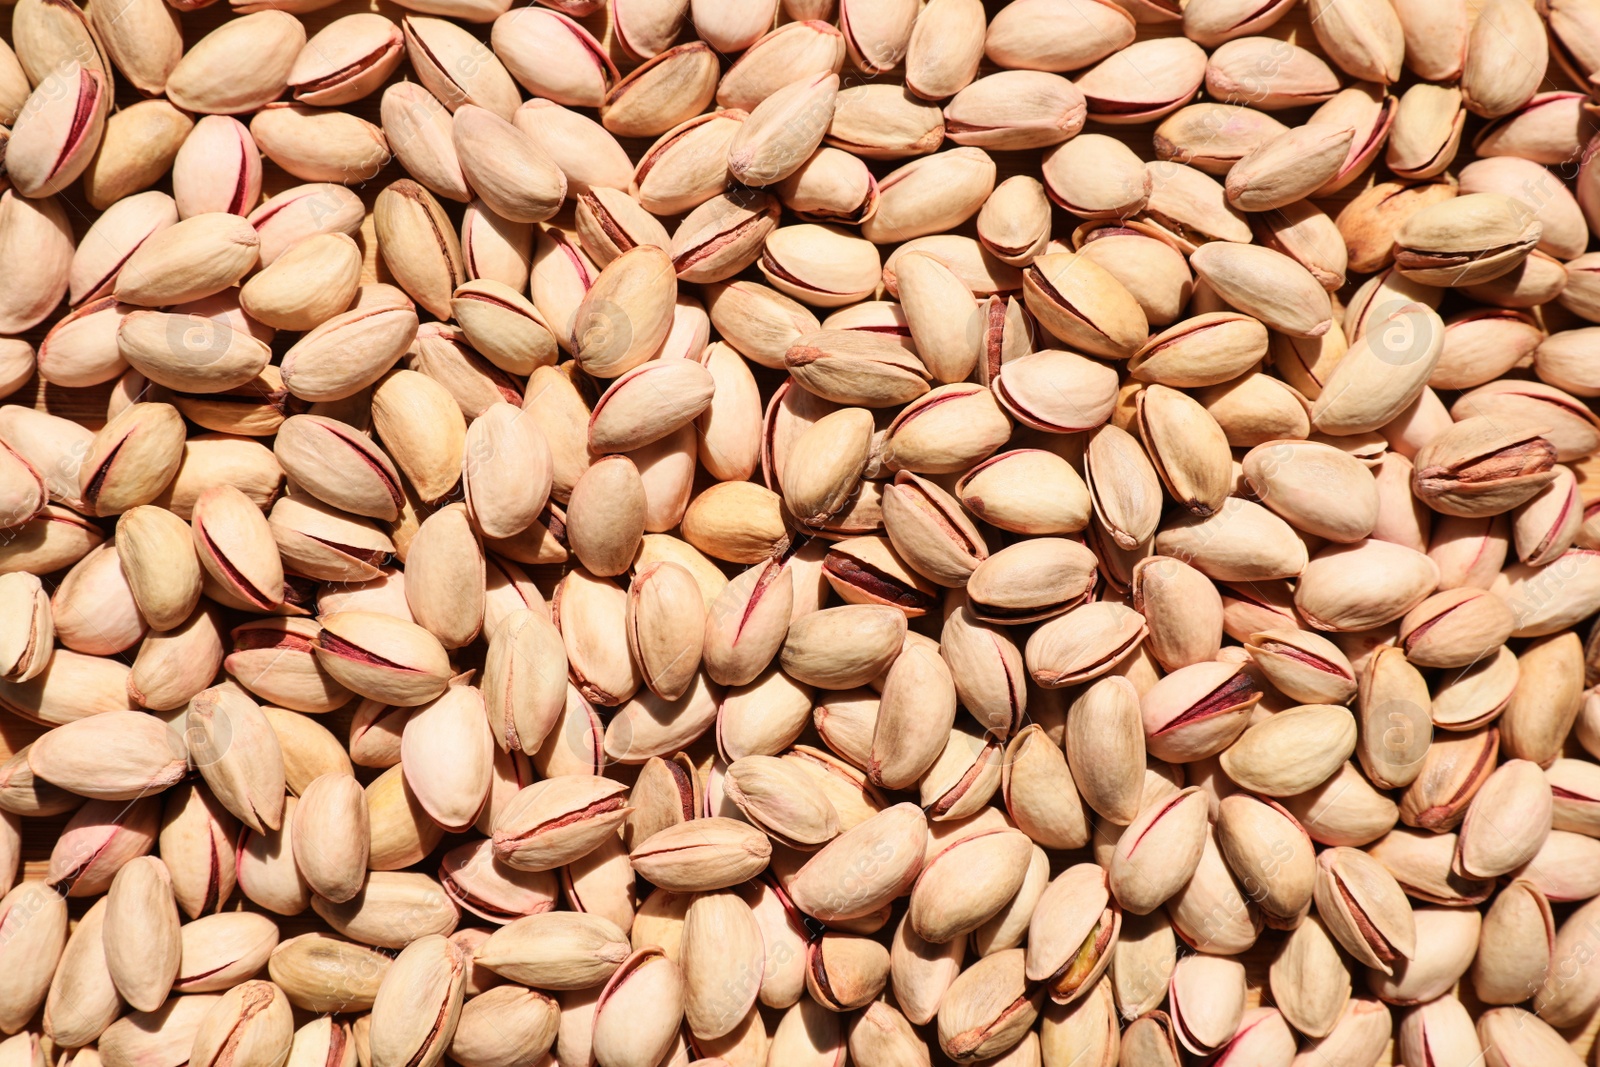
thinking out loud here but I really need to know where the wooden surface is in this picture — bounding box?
[6,0,1599,1061]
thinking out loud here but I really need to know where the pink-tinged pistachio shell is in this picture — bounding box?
[0,191,73,335]
[7,63,106,198]
[28,711,187,801]
[289,14,405,106]
[167,11,307,114]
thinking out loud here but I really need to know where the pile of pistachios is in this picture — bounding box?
[7,0,1600,1064]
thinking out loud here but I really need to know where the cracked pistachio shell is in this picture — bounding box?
[785,329,929,408]
[966,537,1097,625]
[1025,601,1149,689]
[288,13,404,106]
[1030,863,1120,1004]
[936,607,1024,742]
[1168,955,1245,1055]
[313,611,452,708]
[1108,788,1208,915]
[682,485,788,567]
[402,14,517,119]
[1139,161,1248,249]
[369,936,466,1067]
[725,754,841,851]
[937,948,1040,1064]
[600,41,719,138]
[1368,906,1481,1007]
[1387,84,1466,180]
[191,483,284,613]
[1136,383,1231,517]
[1140,658,1261,763]
[492,776,630,874]
[881,383,1011,476]
[80,399,188,518]
[1085,423,1161,549]
[588,359,715,456]
[371,368,468,505]
[894,254,979,386]
[1021,251,1147,360]
[1394,194,1541,287]
[48,795,161,899]
[589,947,681,1067]
[116,310,271,396]
[83,100,192,211]
[761,223,882,308]
[891,909,964,1025]
[919,723,1004,821]
[7,63,106,198]
[629,817,770,893]
[1398,587,1515,669]
[1312,846,1416,975]
[70,191,178,306]
[702,556,792,687]
[112,506,198,634]
[1075,38,1206,124]
[1244,628,1356,705]
[375,180,466,321]
[0,573,51,683]
[1128,312,1267,389]
[1155,103,1289,179]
